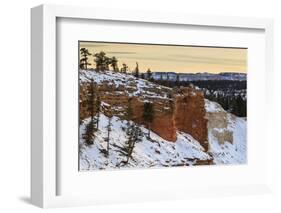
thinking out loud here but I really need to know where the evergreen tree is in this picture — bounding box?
[110,56,119,72]
[125,124,142,163]
[105,115,112,157]
[120,63,128,73]
[126,97,133,122]
[143,102,154,138]
[95,95,101,129]
[167,91,174,113]
[83,79,98,145]
[115,98,143,165]
[87,79,96,118]
[166,74,170,87]
[134,62,139,78]
[159,73,163,82]
[105,57,112,71]
[146,68,152,80]
[236,96,246,117]
[176,74,180,87]
[83,118,96,145]
[94,51,110,71]
[118,123,143,165]
[80,48,91,69]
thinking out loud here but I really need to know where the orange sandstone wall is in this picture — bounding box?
[174,90,208,150]
[130,98,177,142]
[80,84,208,150]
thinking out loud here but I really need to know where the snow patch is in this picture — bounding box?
[79,113,210,171]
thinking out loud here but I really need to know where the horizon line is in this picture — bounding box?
[84,68,246,75]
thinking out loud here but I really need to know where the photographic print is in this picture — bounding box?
[79,41,247,171]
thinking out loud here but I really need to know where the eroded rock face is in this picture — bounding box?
[205,99,234,145]
[174,88,208,150]
[212,129,233,144]
[80,81,208,149]
[129,97,177,142]
[151,115,177,142]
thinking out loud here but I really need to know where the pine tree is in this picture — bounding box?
[166,74,170,87]
[105,115,112,157]
[236,96,246,117]
[110,56,119,72]
[94,51,110,71]
[120,63,128,74]
[105,57,112,71]
[167,91,174,113]
[126,124,142,163]
[87,79,96,118]
[83,79,101,145]
[176,74,180,87]
[143,102,154,138]
[83,79,98,145]
[134,62,139,78]
[126,97,133,122]
[146,68,152,80]
[119,123,143,164]
[95,95,101,129]
[83,118,95,145]
[80,48,91,69]
[115,98,143,165]
[160,73,163,82]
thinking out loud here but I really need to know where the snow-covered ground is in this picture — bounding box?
[205,100,247,165]
[79,114,211,171]
[80,69,171,99]
[79,70,247,170]
[79,113,247,170]
[208,115,247,165]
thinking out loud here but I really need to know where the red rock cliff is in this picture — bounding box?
[174,88,208,150]
[80,82,208,150]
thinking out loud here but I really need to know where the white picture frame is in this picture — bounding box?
[31,4,274,208]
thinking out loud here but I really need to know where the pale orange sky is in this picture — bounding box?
[80,41,247,74]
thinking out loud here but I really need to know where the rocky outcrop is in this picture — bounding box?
[174,88,208,150]
[205,99,234,145]
[79,70,247,167]
[79,72,208,150]
[127,97,177,142]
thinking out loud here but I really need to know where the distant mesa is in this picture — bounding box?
[151,72,247,81]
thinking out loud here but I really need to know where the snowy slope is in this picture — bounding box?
[208,115,247,165]
[79,69,247,170]
[80,69,171,99]
[79,114,211,171]
[205,100,247,165]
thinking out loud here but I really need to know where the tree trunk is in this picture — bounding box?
[107,133,110,156]
[148,123,151,138]
[97,113,100,129]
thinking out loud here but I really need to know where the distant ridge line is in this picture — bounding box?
[150,72,247,81]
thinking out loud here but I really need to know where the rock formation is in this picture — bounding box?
[80,78,208,150]
[205,99,234,145]
[174,88,208,150]
[79,70,247,168]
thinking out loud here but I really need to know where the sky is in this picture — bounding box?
[79,41,247,74]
